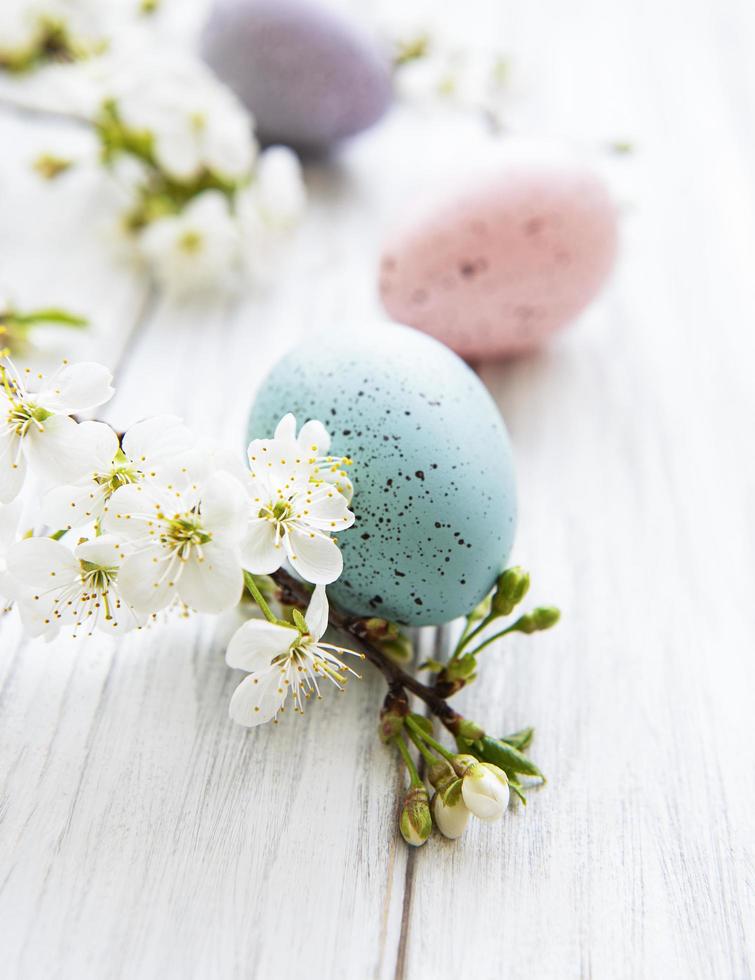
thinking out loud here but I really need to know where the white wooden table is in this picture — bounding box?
[0,1,753,977]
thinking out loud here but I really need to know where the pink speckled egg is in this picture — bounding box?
[378,159,619,360]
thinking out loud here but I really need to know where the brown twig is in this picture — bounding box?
[270,569,463,731]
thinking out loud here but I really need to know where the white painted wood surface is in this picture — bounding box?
[1,0,754,977]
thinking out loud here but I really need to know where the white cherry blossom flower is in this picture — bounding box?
[0,358,114,504]
[137,190,242,294]
[103,471,248,615]
[241,417,355,584]
[226,585,363,726]
[393,28,510,128]
[42,415,193,530]
[7,534,142,637]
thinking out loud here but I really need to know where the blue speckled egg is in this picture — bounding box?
[200,0,393,151]
[248,323,517,626]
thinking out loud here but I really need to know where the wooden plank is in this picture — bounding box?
[400,0,755,977]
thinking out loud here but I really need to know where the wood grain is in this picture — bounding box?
[0,0,753,977]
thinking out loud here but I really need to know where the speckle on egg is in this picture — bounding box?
[248,322,517,626]
[378,158,619,360]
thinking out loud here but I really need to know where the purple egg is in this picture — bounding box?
[200,0,393,151]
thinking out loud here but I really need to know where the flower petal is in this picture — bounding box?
[42,481,106,530]
[432,793,470,839]
[200,472,249,544]
[254,146,306,228]
[225,618,298,671]
[296,486,354,530]
[304,585,329,642]
[239,517,283,574]
[6,536,79,588]
[0,431,27,504]
[94,595,146,636]
[74,535,125,569]
[37,362,114,414]
[122,415,194,466]
[176,542,243,614]
[298,419,331,455]
[285,528,343,585]
[75,420,120,470]
[16,595,62,639]
[118,544,176,613]
[273,414,297,442]
[229,670,287,727]
[315,465,353,504]
[103,483,163,539]
[154,128,201,182]
[24,415,98,489]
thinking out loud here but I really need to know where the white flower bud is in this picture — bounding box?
[460,761,510,822]
[255,146,306,229]
[432,791,470,839]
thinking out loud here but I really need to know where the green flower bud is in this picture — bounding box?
[511,606,560,634]
[399,786,432,846]
[378,690,408,743]
[449,717,485,742]
[427,759,456,793]
[379,709,405,743]
[449,754,477,778]
[491,566,530,617]
[445,653,477,681]
[381,636,414,665]
[362,618,413,665]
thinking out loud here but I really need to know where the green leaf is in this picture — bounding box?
[476,735,544,780]
[501,727,535,752]
[508,780,528,805]
[291,608,307,633]
[418,658,444,673]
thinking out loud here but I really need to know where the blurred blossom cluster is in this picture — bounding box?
[92,52,306,295]
[393,30,511,130]
[2,2,307,296]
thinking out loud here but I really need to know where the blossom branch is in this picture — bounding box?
[0,358,558,848]
[270,567,463,731]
